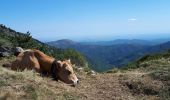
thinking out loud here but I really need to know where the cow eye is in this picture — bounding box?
[63,63,67,67]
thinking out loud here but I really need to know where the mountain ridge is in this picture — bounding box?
[48,39,170,71]
[50,38,170,46]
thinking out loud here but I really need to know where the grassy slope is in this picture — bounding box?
[0,53,170,100]
[121,51,170,99]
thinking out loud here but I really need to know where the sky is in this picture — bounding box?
[0,0,170,42]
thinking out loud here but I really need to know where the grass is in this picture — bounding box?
[115,50,170,100]
[62,92,80,100]
[0,65,80,100]
[159,86,170,100]
[122,51,170,70]
[149,68,170,81]
[0,80,8,87]
[125,76,161,95]
[0,57,84,100]
[0,55,170,100]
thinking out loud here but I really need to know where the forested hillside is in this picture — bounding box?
[0,24,87,67]
[48,39,170,72]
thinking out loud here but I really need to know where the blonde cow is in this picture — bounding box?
[3,49,79,85]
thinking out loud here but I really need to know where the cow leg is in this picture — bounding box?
[11,60,21,70]
[2,63,11,68]
[29,54,40,73]
[11,51,41,72]
[40,70,48,77]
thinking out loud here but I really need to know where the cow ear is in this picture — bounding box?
[57,60,62,63]
[57,60,62,68]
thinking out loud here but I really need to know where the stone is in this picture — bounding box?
[0,52,10,57]
[13,47,24,56]
[91,70,96,76]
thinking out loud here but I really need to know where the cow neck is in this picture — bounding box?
[50,59,59,81]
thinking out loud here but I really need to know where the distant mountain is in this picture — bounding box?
[80,39,168,46]
[147,41,170,53]
[48,39,170,71]
[47,39,79,49]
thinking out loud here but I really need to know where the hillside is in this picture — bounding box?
[48,39,78,49]
[48,40,148,71]
[147,41,170,53]
[0,50,169,100]
[0,24,87,67]
[48,39,170,72]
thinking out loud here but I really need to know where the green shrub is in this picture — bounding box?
[122,51,170,70]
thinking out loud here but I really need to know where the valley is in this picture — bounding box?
[48,39,170,71]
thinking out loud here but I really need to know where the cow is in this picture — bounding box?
[3,49,79,85]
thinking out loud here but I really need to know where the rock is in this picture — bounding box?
[0,52,10,57]
[0,46,24,57]
[13,47,24,56]
[0,46,10,52]
[14,47,24,53]
[90,70,96,76]
[0,46,12,57]
[78,67,83,70]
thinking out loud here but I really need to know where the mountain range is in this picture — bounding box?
[47,39,170,71]
[80,39,170,46]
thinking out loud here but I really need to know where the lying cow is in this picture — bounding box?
[3,49,79,85]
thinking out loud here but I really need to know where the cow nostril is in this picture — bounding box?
[73,79,79,85]
[77,80,79,84]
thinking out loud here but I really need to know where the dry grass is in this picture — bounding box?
[0,57,169,100]
[0,60,134,100]
[120,57,170,100]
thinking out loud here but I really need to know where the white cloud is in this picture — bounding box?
[128,18,137,21]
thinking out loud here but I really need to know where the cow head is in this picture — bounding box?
[53,59,79,85]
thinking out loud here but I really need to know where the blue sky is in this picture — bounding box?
[1,0,170,42]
